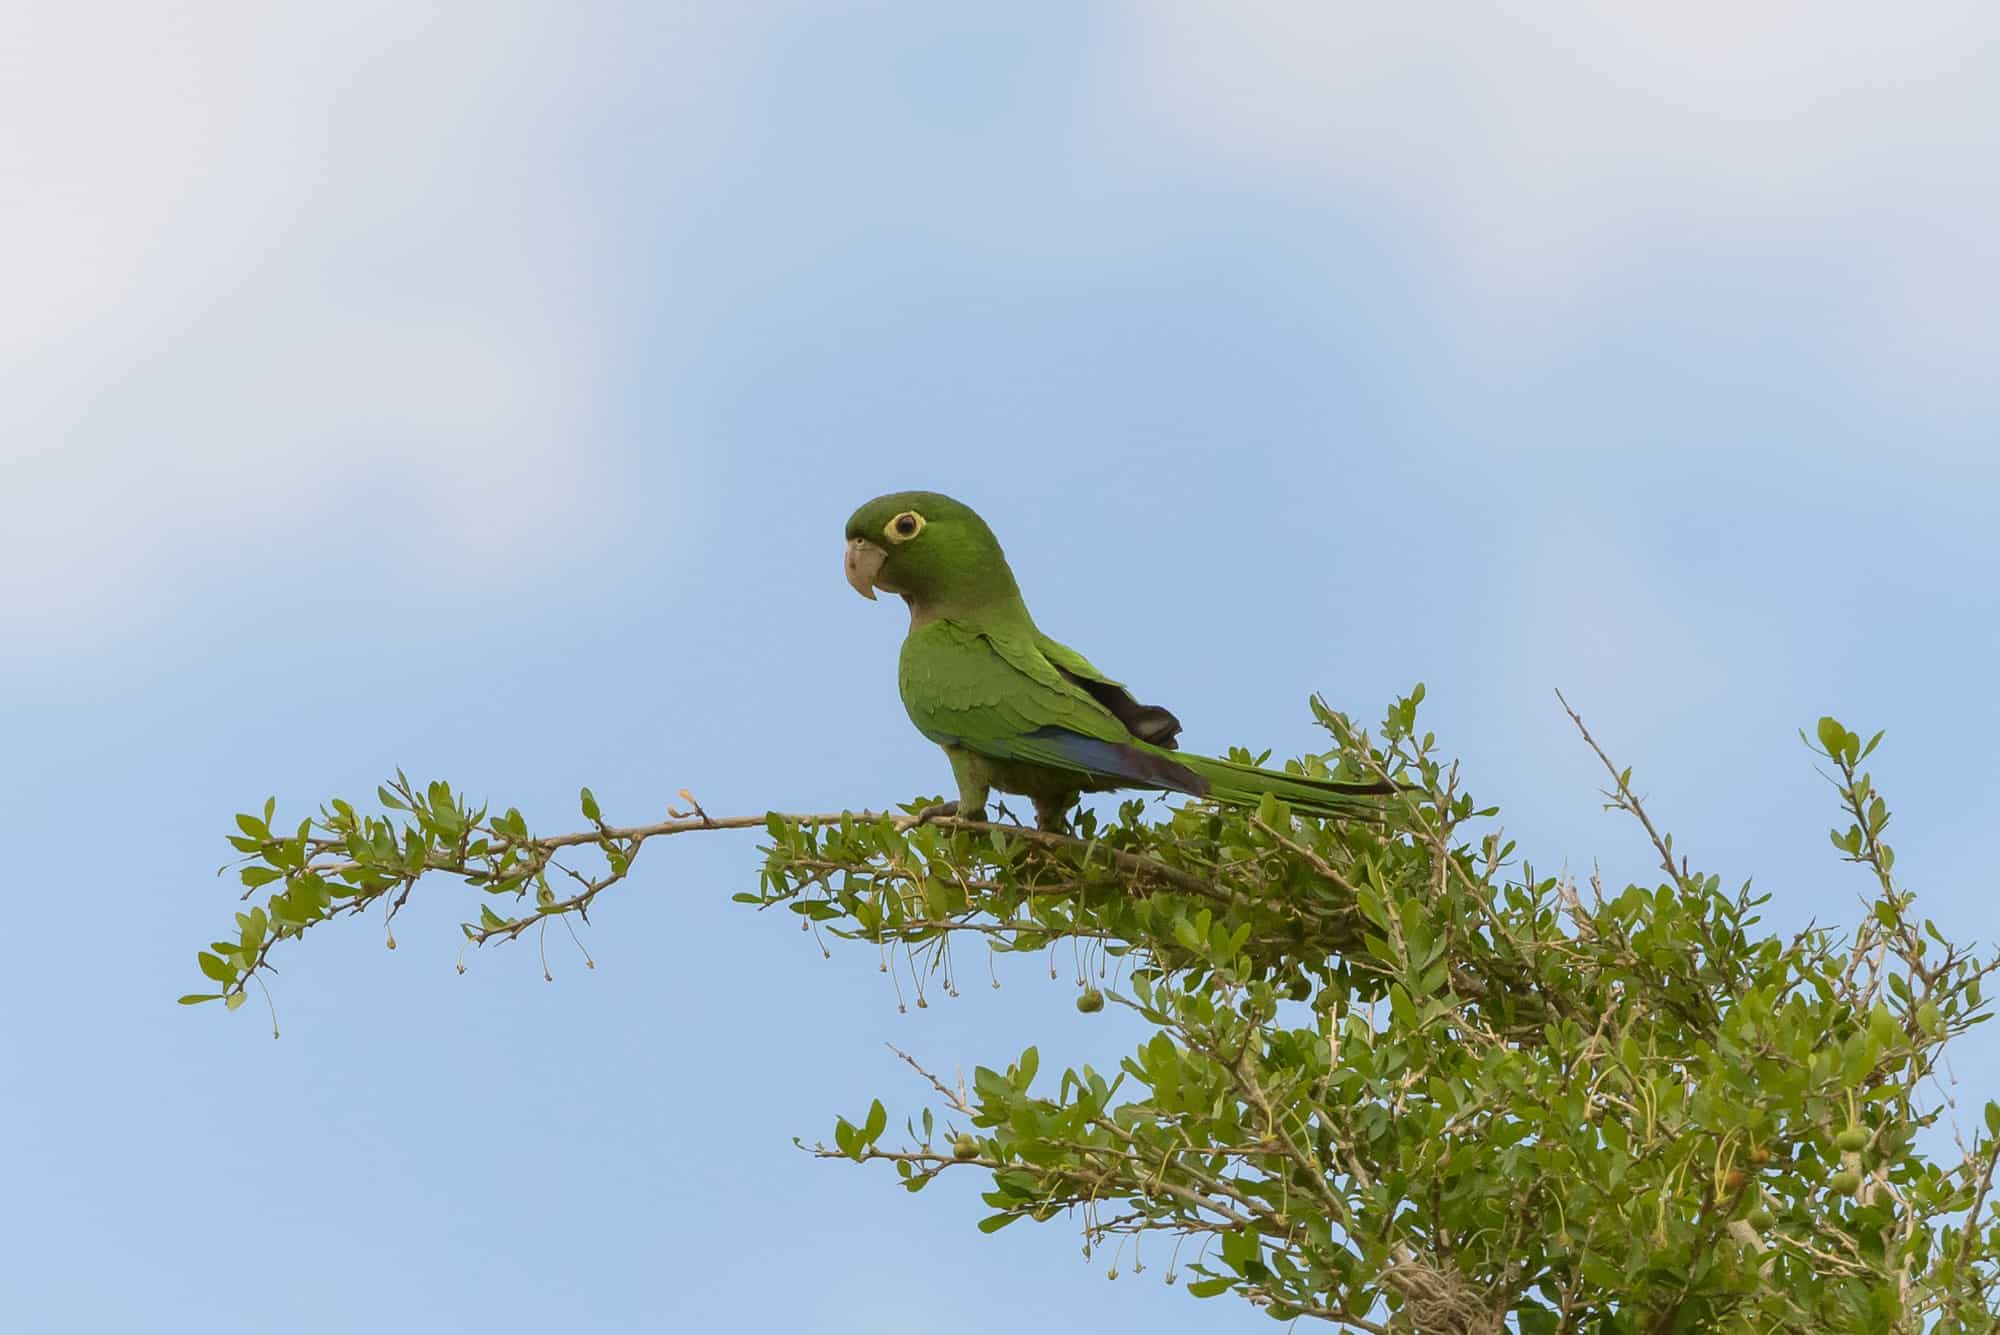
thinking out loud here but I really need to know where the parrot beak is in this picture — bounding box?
[845,537,885,601]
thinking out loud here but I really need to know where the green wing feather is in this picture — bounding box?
[899,618,1394,816]
[1034,630,1184,748]
[1032,632,1119,686]
[900,620,1136,749]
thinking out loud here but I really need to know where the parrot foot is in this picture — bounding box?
[1032,795,1076,833]
[915,800,986,825]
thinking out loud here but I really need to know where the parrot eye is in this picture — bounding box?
[884,510,926,543]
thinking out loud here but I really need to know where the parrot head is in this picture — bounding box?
[843,491,1016,610]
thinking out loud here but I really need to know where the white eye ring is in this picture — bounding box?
[884,510,926,543]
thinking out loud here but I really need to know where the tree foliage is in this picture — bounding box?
[191,691,2000,1332]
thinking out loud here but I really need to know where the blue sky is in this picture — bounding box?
[4,4,1998,1330]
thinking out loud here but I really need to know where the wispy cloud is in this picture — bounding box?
[0,4,689,646]
[10,0,1992,658]
[1093,2,2000,410]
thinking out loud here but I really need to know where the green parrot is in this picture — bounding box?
[844,490,1396,831]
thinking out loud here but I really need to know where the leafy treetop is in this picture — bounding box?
[191,690,2000,1333]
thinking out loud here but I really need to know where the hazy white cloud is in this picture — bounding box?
[7,0,1992,655]
[1094,2,2000,401]
[0,3,705,645]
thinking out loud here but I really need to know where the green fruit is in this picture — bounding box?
[1835,1126,1870,1153]
[952,1134,978,1160]
[1747,1208,1775,1229]
[1077,989,1105,1013]
[1830,1169,1863,1195]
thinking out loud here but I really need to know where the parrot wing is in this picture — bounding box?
[1030,631,1184,749]
[900,619,1207,794]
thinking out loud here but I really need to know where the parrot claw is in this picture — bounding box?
[915,800,979,825]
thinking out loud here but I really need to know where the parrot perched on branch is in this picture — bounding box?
[844,490,1396,831]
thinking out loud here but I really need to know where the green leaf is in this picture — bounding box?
[197,952,235,983]
[1356,887,1391,934]
[1917,1000,1941,1035]
[1518,1304,1558,1335]
[580,787,600,822]
[861,1099,886,1145]
[975,1213,1019,1234]
[1172,918,1205,954]
[1816,716,1845,755]
[239,908,268,959]
[1220,1228,1255,1269]
[1388,983,1419,1030]
[177,994,221,1005]
[1186,1277,1233,1297]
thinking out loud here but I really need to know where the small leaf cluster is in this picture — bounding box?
[191,776,655,1012]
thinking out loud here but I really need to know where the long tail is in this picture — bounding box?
[1174,752,1399,819]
